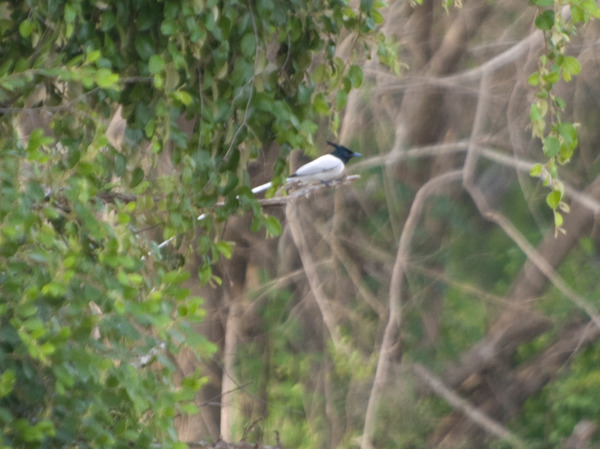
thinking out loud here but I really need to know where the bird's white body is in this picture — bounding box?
[251,154,346,194]
[291,154,345,180]
[251,143,361,194]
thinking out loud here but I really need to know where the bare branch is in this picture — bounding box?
[356,141,600,215]
[365,6,571,91]
[477,208,600,328]
[286,201,346,352]
[412,364,528,449]
[360,170,463,449]
[256,176,360,207]
[462,68,600,329]
[221,299,243,441]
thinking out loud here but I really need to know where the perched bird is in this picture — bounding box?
[251,141,362,194]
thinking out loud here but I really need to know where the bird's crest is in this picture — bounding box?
[326,141,362,163]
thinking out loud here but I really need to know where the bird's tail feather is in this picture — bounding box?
[251,181,273,194]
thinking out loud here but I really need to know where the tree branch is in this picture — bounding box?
[413,363,527,449]
[286,202,346,352]
[360,170,463,449]
[462,70,600,329]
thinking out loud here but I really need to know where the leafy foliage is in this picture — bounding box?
[0,0,393,447]
[1,136,212,448]
[528,0,600,232]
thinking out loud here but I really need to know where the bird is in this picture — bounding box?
[251,141,362,194]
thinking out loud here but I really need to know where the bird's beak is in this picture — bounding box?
[353,152,362,157]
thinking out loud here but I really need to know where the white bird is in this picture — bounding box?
[251,141,362,194]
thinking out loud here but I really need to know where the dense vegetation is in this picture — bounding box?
[0,0,387,447]
[2,0,600,448]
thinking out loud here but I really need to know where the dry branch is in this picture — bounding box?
[431,320,600,447]
[360,170,463,449]
[463,68,600,331]
[365,6,571,91]
[354,142,600,216]
[412,364,527,449]
[256,175,361,207]
[286,202,345,352]
[419,23,600,445]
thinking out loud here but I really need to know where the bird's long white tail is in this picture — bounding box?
[197,181,273,222]
[251,181,273,194]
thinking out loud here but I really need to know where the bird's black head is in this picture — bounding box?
[327,141,362,164]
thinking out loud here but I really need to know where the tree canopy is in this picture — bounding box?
[0,0,391,447]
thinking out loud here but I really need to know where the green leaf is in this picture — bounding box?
[530,103,543,121]
[144,118,156,137]
[0,369,15,398]
[148,54,165,74]
[530,0,554,6]
[312,63,329,83]
[571,0,600,23]
[543,136,560,158]
[41,281,66,297]
[135,34,155,60]
[546,190,562,209]
[23,317,46,339]
[215,241,233,259]
[86,49,101,63]
[582,0,600,17]
[264,215,282,237]
[19,20,34,38]
[313,93,329,115]
[130,167,144,188]
[336,90,348,110]
[529,163,543,177]
[372,9,384,25]
[26,129,55,162]
[561,56,581,81]
[96,68,120,89]
[198,265,212,285]
[535,10,555,30]
[528,71,540,86]
[360,0,373,12]
[554,210,563,227]
[100,10,116,31]
[558,122,578,150]
[542,70,560,85]
[64,3,76,23]
[163,270,190,284]
[161,19,178,35]
[348,65,364,89]
[554,96,566,110]
[240,33,256,58]
[558,122,578,163]
[172,90,193,106]
[572,4,586,22]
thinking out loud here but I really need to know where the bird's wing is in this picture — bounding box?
[291,154,343,178]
